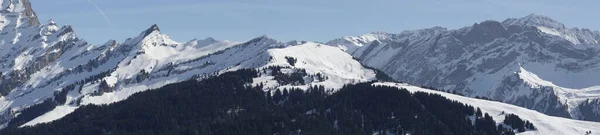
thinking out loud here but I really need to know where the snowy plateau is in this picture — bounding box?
[0,0,598,134]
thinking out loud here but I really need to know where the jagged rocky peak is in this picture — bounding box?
[204,37,216,42]
[502,13,566,30]
[0,0,40,26]
[124,24,179,49]
[46,19,56,25]
[234,35,282,48]
[132,24,166,41]
[104,39,117,47]
[57,25,75,36]
[142,24,161,37]
[40,19,59,34]
[366,31,392,37]
[247,35,277,44]
[464,20,510,42]
[474,20,506,30]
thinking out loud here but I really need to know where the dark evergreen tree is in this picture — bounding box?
[0,69,532,135]
[273,89,283,103]
[285,56,297,66]
[503,113,535,132]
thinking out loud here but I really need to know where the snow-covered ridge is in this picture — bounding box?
[11,28,377,127]
[517,65,600,120]
[376,82,600,135]
[254,43,376,90]
[503,13,600,47]
[0,0,598,132]
[326,14,600,122]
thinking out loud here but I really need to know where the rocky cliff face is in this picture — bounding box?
[0,1,379,128]
[0,0,87,96]
[1,0,600,129]
[327,14,600,122]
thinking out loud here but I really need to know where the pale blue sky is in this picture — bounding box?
[31,0,599,44]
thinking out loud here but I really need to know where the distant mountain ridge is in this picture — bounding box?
[0,0,376,129]
[327,13,600,122]
[0,1,599,134]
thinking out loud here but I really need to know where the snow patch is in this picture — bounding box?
[20,105,77,127]
[536,26,581,45]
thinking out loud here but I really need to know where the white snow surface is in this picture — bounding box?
[504,13,600,48]
[326,14,600,121]
[261,43,376,90]
[0,2,98,129]
[517,65,600,119]
[21,35,376,127]
[0,2,599,132]
[376,82,600,135]
[20,105,77,127]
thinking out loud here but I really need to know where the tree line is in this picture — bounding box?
[1,69,534,135]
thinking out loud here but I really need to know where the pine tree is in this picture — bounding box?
[266,90,273,104]
[283,88,289,100]
[476,108,483,118]
[273,89,282,103]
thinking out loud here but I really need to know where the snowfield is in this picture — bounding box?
[20,36,376,127]
[260,43,376,90]
[376,82,600,135]
[1,1,600,133]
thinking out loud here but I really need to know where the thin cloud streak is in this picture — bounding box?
[86,0,114,27]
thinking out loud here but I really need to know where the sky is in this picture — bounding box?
[31,0,600,45]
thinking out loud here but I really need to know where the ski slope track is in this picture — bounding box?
[327,13,600,122]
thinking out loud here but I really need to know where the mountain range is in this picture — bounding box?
[0,0,599,134]
[327,13,600,121]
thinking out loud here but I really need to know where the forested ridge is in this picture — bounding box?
[1,69,532,135]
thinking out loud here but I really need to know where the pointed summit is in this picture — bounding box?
[46,19,56,25]
[0,0,40,26]
[502,13,566,30]
[146,24,160,32]
[204,37,216,42]
[240,35,279,47]
[249,35,273,42]
[141,24,161,37]
[148,24,160,31]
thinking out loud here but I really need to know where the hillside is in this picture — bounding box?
[327,14,600,121]
[0,70,547,135]
[376,82,600,135]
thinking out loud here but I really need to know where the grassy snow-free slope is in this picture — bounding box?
[376,82,600,135]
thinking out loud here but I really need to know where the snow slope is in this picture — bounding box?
[0,0,123,128]
[326,14,600,122]
[0,0,599,132]
[503,14,600,49]
[260,43,376,90]
[376,82,600,135]
[18,34,376,127]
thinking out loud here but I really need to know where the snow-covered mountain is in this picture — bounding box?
[376,82,600,135]
[1,1,600,134]
[327,13,600,122]
[0,26,377,128]
[0,0,378,128]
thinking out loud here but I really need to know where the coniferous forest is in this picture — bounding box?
[1,69,530,135]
